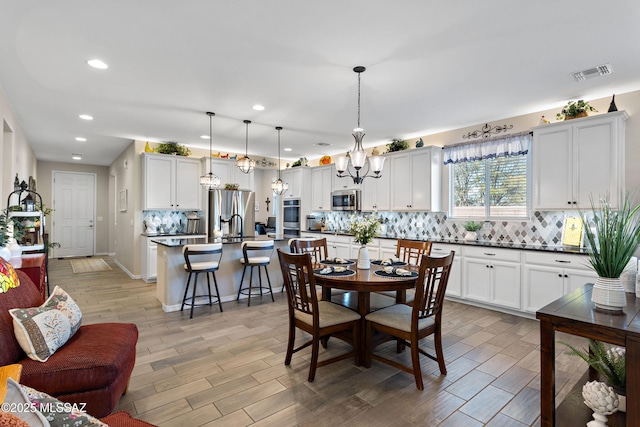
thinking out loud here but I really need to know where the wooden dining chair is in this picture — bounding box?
[377,239,433,303]
[290,237,329,263]
[365,251,455,390]
[277,249,361,382]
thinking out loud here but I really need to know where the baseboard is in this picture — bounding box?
[113,259,141,280]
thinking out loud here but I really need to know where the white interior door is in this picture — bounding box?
[52,171,96,257]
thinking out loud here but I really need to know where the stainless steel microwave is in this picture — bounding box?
[331,189,361,211]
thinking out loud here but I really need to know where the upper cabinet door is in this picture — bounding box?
[143,154,175,210]
[311,166,332,210]
[390,153,412,210]
[573,116,621,209]
[531,126,573,210]
[175,158,201,210]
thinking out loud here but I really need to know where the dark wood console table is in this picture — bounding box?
[536,283,640,427]
[10,254,47,299]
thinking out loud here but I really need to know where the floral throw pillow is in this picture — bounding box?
[9,286,82,362]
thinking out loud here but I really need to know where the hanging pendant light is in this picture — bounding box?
[200,111,221,190]
[334,66,385,184]
[237,119,256,174]
[271,126,289,195]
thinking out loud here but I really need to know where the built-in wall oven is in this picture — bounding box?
[283,199,301,237]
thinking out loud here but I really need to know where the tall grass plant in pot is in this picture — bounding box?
[581,195,640,311]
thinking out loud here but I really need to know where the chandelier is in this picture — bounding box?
[237,119,256,174]
[271,126,289,195]
[334,66,385,184]
[199,111,221,190]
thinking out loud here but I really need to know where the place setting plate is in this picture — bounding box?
[373,266,418,278]
[319,258,355,265]
[371,258,408,267]
[314,266,356,276]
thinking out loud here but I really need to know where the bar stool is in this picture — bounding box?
[237,240,275,306]
[181,243,223,318]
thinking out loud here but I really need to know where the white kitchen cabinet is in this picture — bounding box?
[379,239,398,260]
[203,158,254,191]
[361,162,391,212]
[325,234,352,259]
[522,251,596,313]
[311,165,333,211]
[141,236,158,283]
[389,147,442,211]
[432,243,462,297]
[143,153,201,210]
[463,247,521,310]
[531,111,627,210]
[281,167,310,200]
[332,164,362,191]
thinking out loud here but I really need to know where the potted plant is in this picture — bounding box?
[348,213,380,269]
[0,213,10,261]
[386,139,409,153]
[581,195,640,311]
[561,339,626,411]
[556,99,597,120]
[155,142,191,156]
[463,221,482,241]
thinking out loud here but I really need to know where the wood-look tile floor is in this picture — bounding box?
[47,257,590,426]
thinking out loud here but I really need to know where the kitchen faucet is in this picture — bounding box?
[221,214,244,238]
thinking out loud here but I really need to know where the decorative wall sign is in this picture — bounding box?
[119,189,128,212]
[463,123,514,139]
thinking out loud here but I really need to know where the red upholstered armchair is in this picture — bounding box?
[0,270,138,418]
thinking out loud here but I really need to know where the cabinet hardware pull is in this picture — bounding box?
[490,265,494,268]
[486,265,489,268]
[567,201,572,205]
[483,253,496,256]
[558,274,562,277]
[564,274,568,278]
[554,260,570,263]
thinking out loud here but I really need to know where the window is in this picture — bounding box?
[445,132,530,219]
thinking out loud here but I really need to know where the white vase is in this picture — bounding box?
[592,277,626,312]
[357,245,370,270]
[465,231,477,241]
[0,246,11,261]
[617,393,626,412]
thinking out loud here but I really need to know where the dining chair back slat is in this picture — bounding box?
[396,239,432,266]
[290,238,329,263]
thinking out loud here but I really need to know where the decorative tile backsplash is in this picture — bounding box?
[312,210,579,247]
[142,210,203,234]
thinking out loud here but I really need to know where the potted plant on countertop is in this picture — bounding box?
[561,339,626,412]
[581,194,640,312]
[556,99,597,121]
[348,213,380,269]
[463,221,482,241]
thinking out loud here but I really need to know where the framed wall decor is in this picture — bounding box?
[119,189,128,212]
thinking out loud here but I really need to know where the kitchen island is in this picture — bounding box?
[152,236,289,312]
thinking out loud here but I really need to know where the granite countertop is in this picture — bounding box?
[306,230,588,255]
[151,235,286,247]
[142,232,206,238]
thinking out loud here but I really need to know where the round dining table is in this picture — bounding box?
[313,263,420,366]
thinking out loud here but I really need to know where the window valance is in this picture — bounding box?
[443,131,531,165]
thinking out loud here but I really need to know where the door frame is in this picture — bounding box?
[51,170,97,258]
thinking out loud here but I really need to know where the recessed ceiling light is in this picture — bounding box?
[75,137,87,142]
[72,153,82,160]
[200,135,210,139]
[284,148,292,152]
[252,104,265,111]
[87,59,108,69]
[314,142,332,146]
[79,114,93,120]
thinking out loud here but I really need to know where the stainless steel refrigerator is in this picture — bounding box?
[207,189,255,238]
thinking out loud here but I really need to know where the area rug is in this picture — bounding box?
[70,258,112,274]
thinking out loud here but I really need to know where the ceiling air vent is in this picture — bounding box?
[572,63,613,82]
